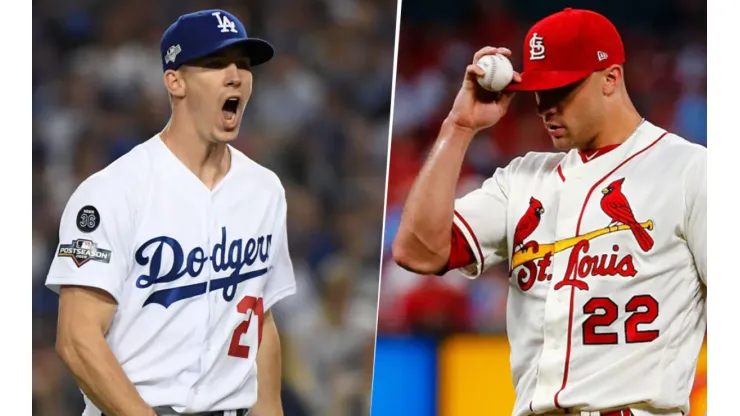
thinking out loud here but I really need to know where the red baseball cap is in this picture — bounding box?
[505,8,625,92]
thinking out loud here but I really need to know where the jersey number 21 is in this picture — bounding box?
[227,296,265,359]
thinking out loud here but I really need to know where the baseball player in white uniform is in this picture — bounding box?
[46,10,296,416]
[392,8,706,416]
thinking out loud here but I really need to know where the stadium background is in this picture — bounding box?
[373,0,707,415]
[32,0,395,415]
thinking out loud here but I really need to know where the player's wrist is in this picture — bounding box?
[441,116,478,142]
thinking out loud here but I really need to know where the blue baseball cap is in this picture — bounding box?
[160,9,274,72]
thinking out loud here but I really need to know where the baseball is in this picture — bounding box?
[476,53,514,92]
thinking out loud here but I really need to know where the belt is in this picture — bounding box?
[200,411,250,416]
[102,410,249,416]
[566,410,633,416]
[596,410,631,416]
[602,410,632,416]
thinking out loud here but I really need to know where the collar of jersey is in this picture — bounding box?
[578,143,622,163]
[153,134,240,195]
[558,119,660,181]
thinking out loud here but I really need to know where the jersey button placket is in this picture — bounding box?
[536,277,568,403]
[193,201,215,407]
[537,179,579,403]
[544,173,588,403]
[204,201,217,354]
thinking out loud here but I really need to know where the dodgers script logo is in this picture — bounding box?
[135,227,272,308]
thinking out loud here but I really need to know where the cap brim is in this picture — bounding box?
[236,38,275,67]
[185,37,275,68]
[505,70,592,92]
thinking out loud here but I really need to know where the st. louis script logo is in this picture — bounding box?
[135,227,272,308]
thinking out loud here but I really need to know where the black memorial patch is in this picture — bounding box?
[57,239,112,268]
[76,205,100,233]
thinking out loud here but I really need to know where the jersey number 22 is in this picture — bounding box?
[582,294,660,344]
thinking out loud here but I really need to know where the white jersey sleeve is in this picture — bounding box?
[452,159,516,278]
[45,173,133,303]
[684,148,707,285]
[262,186,297,311]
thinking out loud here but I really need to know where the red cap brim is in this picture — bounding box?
[505,70,593,92]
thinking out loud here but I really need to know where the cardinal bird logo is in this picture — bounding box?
[513,197,545,253]
[600,178,654,252]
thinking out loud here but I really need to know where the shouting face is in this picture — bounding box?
[171,44,254,143]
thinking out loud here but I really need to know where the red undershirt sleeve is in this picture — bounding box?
[436,223,476,275]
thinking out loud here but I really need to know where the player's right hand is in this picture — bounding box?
[447,46,522,134]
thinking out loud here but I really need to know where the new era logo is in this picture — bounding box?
[597,51,609,62]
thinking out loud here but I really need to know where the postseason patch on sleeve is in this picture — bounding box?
[57,239,112,268]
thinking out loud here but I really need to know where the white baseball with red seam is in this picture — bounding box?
[476,53,514,92]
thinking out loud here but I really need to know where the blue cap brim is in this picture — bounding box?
[182,37,275,68]
[234,38,275,67]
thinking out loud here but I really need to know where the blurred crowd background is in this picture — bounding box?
[32,0,395,415]
[375,0,707,415]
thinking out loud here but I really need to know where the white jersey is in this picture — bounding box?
[452,121,706,416]
[46,135,297,415]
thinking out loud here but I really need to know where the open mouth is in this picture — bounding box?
[222,97,240,123]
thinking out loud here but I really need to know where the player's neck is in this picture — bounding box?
[159,120,231,190]
[582,106,643,151]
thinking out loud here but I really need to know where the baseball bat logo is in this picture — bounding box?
[511,180,654,291]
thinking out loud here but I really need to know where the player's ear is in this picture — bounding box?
[164,69,186,99]
[602,65,623,96]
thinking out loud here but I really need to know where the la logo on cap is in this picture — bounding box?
[529,33,545,61]
[212,11,238,33]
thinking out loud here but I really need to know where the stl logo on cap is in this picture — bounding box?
[529,33,545,61]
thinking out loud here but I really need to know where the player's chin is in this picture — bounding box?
[213,126,240,143]
[215,131,240,143]
[550,134,575,151]
[214,119,242,142]
[551,139,571,151]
